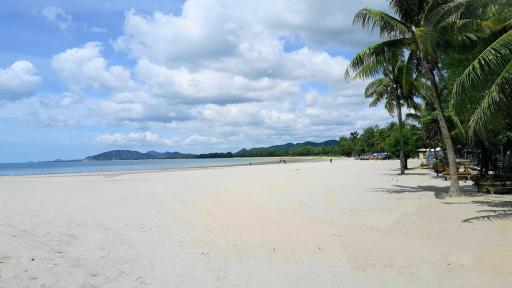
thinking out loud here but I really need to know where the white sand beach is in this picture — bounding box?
[1,159,511,287]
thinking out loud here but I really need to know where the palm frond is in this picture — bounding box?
[365,78,393,103]
[388,0,429,25]
[423,0,445,25]
[405,112,421,122]
[353,8,412,39]
[384,98,397,116]
[365,77,397,116]
[453,30,512,103]
[402,51,420,95]
[345,38,408,79]
[428,0,512,27]
[414,27,438,59]
[468,60,512,140]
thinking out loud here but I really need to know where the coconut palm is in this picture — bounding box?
[347,0,465,196]
[434,0,512,141]
[350,55,421,174]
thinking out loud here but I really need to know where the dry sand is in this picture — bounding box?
[0,159,511,287]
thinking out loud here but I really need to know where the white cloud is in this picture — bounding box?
[41,6,73,30]
[38,112,80,126]
[57,92,83,107]
[114,0,387,64]
[41,6,108,33]
[95,131,222,147]
[105,0,391,145]
[113,5,350,81]
[95,132,177,146]
[82,23,108,33]
[37,0,394,151]
[0,61,41,101]
[94,131,220,147]
[181,134,220,145]
[260,0,388,48]
[100,90,196,125]
[51,42,135,91]
[93,1,360,130]
[114,7,236,64]
[135,58,300,104]
[90,26,107,33]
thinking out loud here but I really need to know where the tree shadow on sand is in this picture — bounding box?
[450,200,512,223]
[373,184,512,222]
[383,172,437,176]
[371,184,480,199]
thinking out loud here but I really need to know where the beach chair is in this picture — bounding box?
[432,163,445,176]
[480,180,512,194]
[442,166,475,181]
[420,162,431,169]
[444,170,474,181]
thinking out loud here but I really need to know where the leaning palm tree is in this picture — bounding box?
[346,0,463,196]
[349,55,421,174]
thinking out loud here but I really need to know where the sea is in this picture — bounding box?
[0,158,278,176]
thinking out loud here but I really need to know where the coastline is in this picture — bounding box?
[0,156,327,178]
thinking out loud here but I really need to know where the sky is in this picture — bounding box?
[0,0,392,162]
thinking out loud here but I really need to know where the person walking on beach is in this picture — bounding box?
[330,158,332,164]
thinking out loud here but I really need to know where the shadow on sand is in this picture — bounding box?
[383,172,436,176]
[455,200,512,223]
[371,184,480,199]
[373,183,512,223]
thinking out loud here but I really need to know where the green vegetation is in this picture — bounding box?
[346,0,512,197]
[86,140,341,160]
[346,47,421,174]
[199,140,341,158]
[384,127,418,169]
[338,122,423,167]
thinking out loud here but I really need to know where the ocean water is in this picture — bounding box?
[0,158,278,176]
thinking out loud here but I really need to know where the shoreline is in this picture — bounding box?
[0,156,328,178]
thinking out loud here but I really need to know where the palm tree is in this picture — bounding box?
[349,131,360,142]
[347,0,463,196]
[349,55,421,174]
[436,0,512,141]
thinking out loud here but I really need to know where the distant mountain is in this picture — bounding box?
[51,159,81,162]
[86,150,194,161]
[235,140,338,153]
[145,150,195,159]
[233,139,339,157]
[85,139,340,160]
[264,140,339,150]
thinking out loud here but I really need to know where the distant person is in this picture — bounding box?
[330,158,332,164]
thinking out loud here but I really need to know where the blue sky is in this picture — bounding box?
[0,0,391,162]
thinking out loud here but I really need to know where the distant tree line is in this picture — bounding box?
[195,122,432,161]
[196,143,340,158]
[339,122,428,168]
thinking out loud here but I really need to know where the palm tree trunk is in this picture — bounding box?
[395,98,406,175]
[427,69,461,197]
